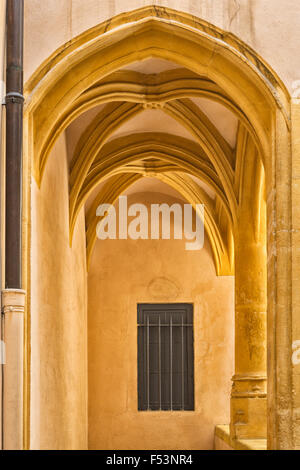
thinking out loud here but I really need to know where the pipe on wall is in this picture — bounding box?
[2,0,25,450]
[0,0,6,452]
[5,0,24,289]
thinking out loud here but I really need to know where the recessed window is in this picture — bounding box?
[138,304,194,411]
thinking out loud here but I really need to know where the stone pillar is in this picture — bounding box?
[2,289,25,450]
[267,101,300,449]
[230,143,267,440]
[230,233,267,439]
[290,99,300,450]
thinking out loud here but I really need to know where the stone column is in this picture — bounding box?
[230,232,267,439]
[267,101,300,449]
[230,144,267,440]
[290,99,300,450]
[2,289,25,450]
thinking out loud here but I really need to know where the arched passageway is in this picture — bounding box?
[18,6,298,450]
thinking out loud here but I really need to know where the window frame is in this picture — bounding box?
[137,303,195,412]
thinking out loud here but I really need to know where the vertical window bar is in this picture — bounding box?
[181,314,184,410]
[147,315,150,410]
[170,315,173,410]
[159,316,162,410]
[142,315,147,410]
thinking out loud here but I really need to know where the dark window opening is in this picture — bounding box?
[138,303,194,411]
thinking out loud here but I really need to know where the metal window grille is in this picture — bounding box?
[138,304,194,411]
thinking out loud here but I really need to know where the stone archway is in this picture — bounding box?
[22,6,298,450]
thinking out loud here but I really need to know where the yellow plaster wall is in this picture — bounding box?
[30,133,88,450]
[88,192,234,450]
[24,0,300,92]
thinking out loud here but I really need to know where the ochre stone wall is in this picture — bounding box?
[24,0,300,93]
[88,193,234,450]
[30,133,88,450]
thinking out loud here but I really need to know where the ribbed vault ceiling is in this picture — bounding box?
[62,58,263,276]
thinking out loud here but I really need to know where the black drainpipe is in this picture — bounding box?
[5,0,24,289]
